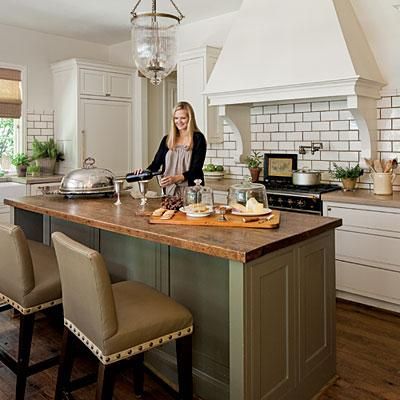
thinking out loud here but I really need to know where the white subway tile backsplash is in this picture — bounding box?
[330,141,349,151]
[321,151,339,161]
[329,100,347,110]
[321,131,338,141]
[378,119,392,130]
[279,123,295,132]
[279,142,295,150]
[286,113,303,122]
[303,112,321,122]
[377,97,391,108]
[263,105,278,114]
[251,124,264,133]
[303,131,320,141]
[312,122,330,131]
[264,123,279,132]
[271,114,286,123]
[286,132,302,141]
[295,122,312,131]
[321,111,339,121]
[339,131,359,141]
[27,114,40,122]
[391,97,400,107]
[339,152,359,162]
[271,132,286,141]
[295,102,311,112]
[278,104,294,113]
[207,94,400,182]
[256,115,271,123]
[256,133,271,141]
[331,121,349,130]
[312,102,330,111]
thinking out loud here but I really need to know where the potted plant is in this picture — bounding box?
[31,138,64,175]
[331,163,363,191]
[26,164,40,177]
[245,151,263,182]
[11,153,30,177]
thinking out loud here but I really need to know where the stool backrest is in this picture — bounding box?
[52,232,118,348]
[0,223,35,304]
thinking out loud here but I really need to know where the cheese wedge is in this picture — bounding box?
[246,197,264,213]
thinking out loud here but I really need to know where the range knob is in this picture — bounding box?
[287,199,293,206]
[297,199,306,208]
[278,197,283,204]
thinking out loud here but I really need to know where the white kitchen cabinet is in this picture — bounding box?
[52,59,134,176]
[0,182,26,224]
[80,69,132,98]
[324,201,400,312]
[178,46,223,143]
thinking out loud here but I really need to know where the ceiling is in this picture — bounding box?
[0,0,243,45]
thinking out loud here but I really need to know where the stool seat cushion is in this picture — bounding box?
[102,281,192,356]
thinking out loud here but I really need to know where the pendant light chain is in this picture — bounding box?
[169,0,184,20]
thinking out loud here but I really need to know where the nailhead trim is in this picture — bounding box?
[0,292,62,315]
[64,318,193,365]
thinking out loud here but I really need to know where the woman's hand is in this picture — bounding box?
[160,175,184,187]
[132,168,143,174]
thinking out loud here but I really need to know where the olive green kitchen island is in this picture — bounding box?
[5,194,341,400]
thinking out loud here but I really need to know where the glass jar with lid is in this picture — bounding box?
[228,180,268,214]
[183,179,214,210]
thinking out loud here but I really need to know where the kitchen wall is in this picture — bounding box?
[206,94,400,191]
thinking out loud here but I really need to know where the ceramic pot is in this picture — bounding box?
[16,165,27,177]
[372,172,396,195]
[249,167,261,183]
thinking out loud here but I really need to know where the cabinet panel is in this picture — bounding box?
[109,73,132,98]
[80,99,132,176]
[336,230,400,271]
[337,260,400,304]
[80,69,107,96]
[327,205,400,234]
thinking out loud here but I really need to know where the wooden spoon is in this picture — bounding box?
[364,158,375,172]
[384,159,392,173]
[374,159,383,172]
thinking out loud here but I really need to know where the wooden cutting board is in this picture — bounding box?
[149,210,280,229]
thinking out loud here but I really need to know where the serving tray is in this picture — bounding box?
[149,210,280,229]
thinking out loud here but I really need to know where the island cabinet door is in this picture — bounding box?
[245,248,297,400]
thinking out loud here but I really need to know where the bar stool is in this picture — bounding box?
[0,223,62,400]
[52,231,193,400]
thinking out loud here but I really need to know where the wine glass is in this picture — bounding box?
[156,174,166,196]
[136,180,150,215]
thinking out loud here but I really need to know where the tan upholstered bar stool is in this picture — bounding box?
[52,232,193,400]
[0,223,62,400]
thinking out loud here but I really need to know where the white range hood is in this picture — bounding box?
[204,0,385,163]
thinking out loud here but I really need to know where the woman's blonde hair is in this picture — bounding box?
[167,101,199,150]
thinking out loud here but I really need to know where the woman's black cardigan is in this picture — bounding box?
[147,131,207,186]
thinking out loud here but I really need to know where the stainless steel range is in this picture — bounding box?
[262,153,340,215]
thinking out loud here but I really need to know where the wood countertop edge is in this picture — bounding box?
[5,198,342,264]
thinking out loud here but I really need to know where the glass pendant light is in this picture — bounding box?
[131,0,184,86]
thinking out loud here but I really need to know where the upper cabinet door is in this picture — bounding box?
[80,69,107,96]
[108,73,132,98]
[80,70,132,99]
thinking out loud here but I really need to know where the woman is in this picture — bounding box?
[136,101,207,196]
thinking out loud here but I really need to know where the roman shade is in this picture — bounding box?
[0,68,22,118]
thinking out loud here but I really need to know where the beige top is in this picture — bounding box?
[164,145,192,196]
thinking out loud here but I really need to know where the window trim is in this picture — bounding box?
[0,62,27,154]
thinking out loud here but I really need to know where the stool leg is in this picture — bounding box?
[96,363,117,400]
[176,335,192,400]
[55,327,76,400]
[15,313,35,400]
[132,353,144,398]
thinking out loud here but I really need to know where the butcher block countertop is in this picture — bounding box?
[5,194,341,263]
[322,189,400,208]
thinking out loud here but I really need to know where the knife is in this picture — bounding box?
[242,214,274,223]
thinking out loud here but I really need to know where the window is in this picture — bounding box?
[0,66,24,171]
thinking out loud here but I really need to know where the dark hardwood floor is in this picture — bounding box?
[0,300,399,399]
